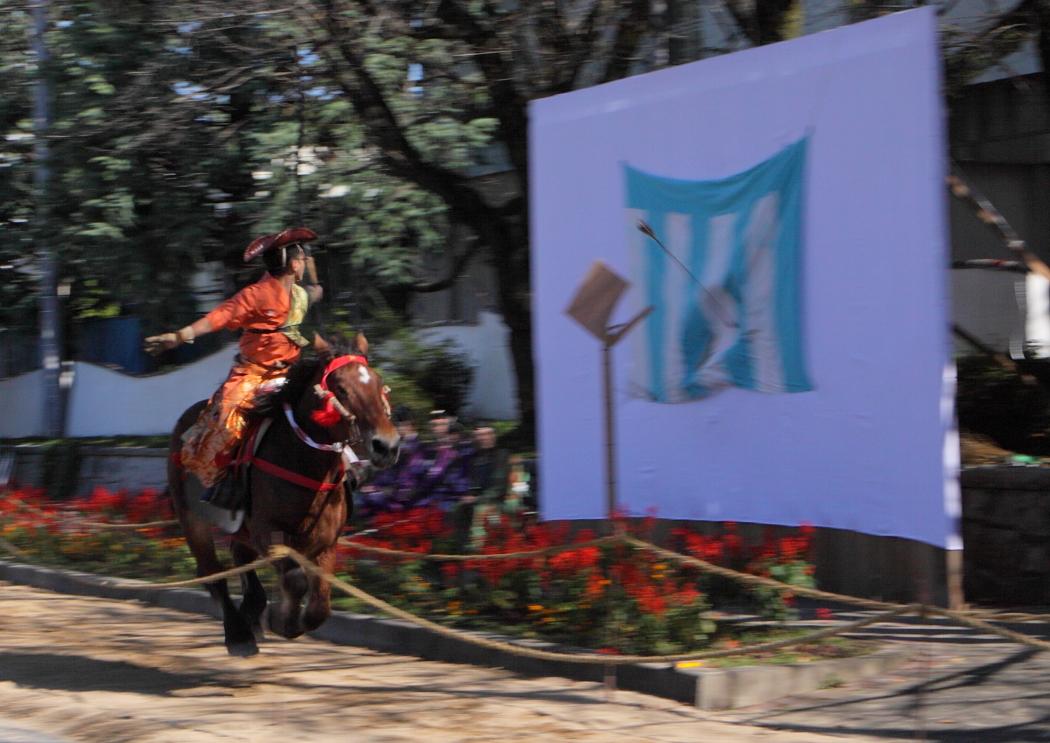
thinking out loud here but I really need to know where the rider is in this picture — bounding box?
[144,227,323,499]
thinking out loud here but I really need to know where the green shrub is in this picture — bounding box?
[956,355,1050,455]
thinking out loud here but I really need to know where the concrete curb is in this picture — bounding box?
[0,558,905,710]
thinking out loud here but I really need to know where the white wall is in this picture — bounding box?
[420,310,520,420]
[65,346,238,437]
[0,370,46,438]
[1,319,519,439]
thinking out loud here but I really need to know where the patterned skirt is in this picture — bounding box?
[180,358,289,487]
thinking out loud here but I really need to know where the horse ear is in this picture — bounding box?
[352,332,369,357]
[312,333,331,356]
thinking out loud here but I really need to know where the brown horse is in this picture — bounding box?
[169,332,400,656]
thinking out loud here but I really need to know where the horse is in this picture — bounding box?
[168,332,400,656]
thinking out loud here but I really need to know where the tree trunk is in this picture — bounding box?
[491,226,535,439]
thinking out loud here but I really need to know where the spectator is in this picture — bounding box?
[416,411,474,509]
[356,405,429,517]
[464,424,510,548]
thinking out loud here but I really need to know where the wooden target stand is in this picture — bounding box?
[566,261,652,522]
[565,261,652,695]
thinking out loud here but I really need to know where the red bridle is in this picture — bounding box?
[311,354,368,427]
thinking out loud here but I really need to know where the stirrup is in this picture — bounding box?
[201,475,237,509]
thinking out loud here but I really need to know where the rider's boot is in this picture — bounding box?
[201,472,238,510]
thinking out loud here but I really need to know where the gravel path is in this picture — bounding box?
[0,582,851,743]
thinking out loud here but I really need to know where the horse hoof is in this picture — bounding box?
[226,640,259,658]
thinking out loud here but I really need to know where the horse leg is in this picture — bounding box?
[170,401,257,656]
[268,556,309,639]
[183,519,258,657]
[301,547,337,633]
[231,541,267,644]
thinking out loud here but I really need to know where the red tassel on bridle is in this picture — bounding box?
[310,354,368,427]
[310,403,343,427]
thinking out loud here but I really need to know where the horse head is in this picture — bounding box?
[306,332,400,469]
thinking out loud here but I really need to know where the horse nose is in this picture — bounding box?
[373,434,396,457]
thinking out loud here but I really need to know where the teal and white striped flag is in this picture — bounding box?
[625,138,812,402]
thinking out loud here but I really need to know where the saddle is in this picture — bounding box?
[193,419,273,533]
[206,419,273,514]
[201,404,362,530]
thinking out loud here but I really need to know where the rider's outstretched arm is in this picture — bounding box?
[143,318,214,356]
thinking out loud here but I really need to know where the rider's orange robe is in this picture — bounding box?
[180,274,310,486]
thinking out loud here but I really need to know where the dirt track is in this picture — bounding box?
[0,581,862,742]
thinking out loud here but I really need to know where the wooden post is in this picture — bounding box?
[600,306,652,524]
[602,339,616,523]
[946,549,965,610]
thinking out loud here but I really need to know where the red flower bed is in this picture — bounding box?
[1,485,826,654]
[339,507,820,653]
[0,486,190,579]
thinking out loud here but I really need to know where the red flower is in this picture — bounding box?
[584,572,607,599]
[673,585,702,606]
[815,607,833,620]
[83,486,124,514]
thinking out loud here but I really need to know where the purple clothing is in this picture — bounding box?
[356,437,476,517]
[357,434,427,516]
[415,443,475,509]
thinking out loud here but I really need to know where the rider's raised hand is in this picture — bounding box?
[143,332,180,356]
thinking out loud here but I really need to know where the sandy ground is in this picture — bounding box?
[0,581,860,743]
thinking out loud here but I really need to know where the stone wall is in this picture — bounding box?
[3,445,167,499]
[961,466,1050,605]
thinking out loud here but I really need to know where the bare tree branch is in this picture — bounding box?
[289,0,519,266]
[602,0,650,82]
[556,0,609,92]
[408,236,482,293]
[432,0,529,177]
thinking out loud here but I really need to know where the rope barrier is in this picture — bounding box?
[73,518,180,531]
[0,534,280,589]
[272,543,923,665]
[931,606,1050,651]
[2,494,179,532]
[622,537,1050,625]
[338,534,622,561]
[6,500,1050,625]
[8,500,1050,628]
[624,536,903,610]
[3,523,1050,662]
[339,530,1050,624]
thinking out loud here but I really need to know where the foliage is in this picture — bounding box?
[375,334,475,418]
[338,508,818,654]
[322,313,475,419]
[3,0,1041,422]
[0,486,198,580]
[2,484,836,659]
[956,355,1050,455]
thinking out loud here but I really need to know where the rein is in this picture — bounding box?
[239,354,372,493]
[282,403,361,464]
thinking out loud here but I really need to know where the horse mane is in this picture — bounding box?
[250,336,356,422]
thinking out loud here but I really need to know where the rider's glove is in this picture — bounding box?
[143,331,186,356]
[143,332,180,356]
[143,327,193,356]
